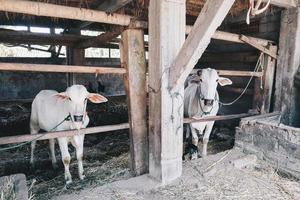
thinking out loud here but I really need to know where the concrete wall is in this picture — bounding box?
[236,113,300,178]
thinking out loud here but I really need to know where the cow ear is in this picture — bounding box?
[54,92,69,100]
[218,77,232,86]
[197,70,202,76]
[87,93,108,104]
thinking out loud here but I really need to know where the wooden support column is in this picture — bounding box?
[120,29,148,176]
[67,29,84,85]
[253,46,277,113]
[148,0,185,183]
[169,0,236,90]
[274,7,300,125]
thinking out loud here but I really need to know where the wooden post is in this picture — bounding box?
[274,7,300,125]
[148,0,185,183]
[67,29,84,85]
[119,28,148,176]
[253,46,277,113]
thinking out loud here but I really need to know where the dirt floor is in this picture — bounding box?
[0,97,268,200]
[53,149,300,200]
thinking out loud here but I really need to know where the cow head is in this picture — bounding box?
[197,68,232,108]
[55,85,108,130]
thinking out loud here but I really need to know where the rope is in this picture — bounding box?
[218,53,264,106]
[0,115,71,152]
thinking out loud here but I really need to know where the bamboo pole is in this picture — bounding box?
[0,63,126,74]
[0,123,130,145]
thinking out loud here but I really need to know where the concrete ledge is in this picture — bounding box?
[0,174,28,200]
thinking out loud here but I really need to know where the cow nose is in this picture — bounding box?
[204,99,214,106]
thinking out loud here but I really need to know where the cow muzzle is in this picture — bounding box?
[204,99,214,106]
[73,115,84,122]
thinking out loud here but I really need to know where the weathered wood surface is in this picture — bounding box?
[120,29,148,176]
[252,47,277,113]
[0,63,126,74]
[274,7,300,125]
[191,69,263,77]
[148,0,185,183]
[240,35,277,59]
[0,123,130,145]
[169,0,236,90]
[0,0,146,28]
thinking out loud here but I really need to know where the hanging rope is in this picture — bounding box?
[218,53,264,106]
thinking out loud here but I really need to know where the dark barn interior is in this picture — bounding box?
[0,0,300,199]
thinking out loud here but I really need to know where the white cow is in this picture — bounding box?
[30,85,107,184]
[184,68,232,159]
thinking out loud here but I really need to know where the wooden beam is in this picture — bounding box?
[0,123,129,145]
[78,0,133,29]
[0,0,146,28]
[274,8,300,125]
[240,35,277,59]
[169,0,236,90]
[0,29,93,47]
[120,28,148,176]
[148,0,185,183]
[76,30,122,49]
[0,63,126,74]
[191,69,263,77]
[97,0,133,12]
[252,47,277,114]
[183,112,258,124]
[263,0,296,8]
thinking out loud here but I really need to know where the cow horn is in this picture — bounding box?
[253,0,270,15]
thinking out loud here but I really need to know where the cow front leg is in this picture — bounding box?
[202,122,214,157]
[72,135,85,180]
[190,127,199,160]
[58,138,72,185]
[49,139,58,169]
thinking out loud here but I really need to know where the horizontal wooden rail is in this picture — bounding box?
[191,69,263,77]
[0,63,126,74]
[183,112,259,124]
[0,113,258,146]
[0,123,130,145]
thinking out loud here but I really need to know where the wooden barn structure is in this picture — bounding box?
[0,0,299,184]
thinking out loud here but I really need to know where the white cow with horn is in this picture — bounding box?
[184,68,232,159]
[30,85,108,185]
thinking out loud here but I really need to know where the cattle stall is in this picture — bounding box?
[0,0,300,199]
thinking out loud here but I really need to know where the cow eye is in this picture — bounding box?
[216,79,219,82]
[68,97,72,101]
[199,79,202,82]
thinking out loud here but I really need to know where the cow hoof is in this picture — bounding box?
[66,180,73,186]
[79,174,86,180]
[191,153,198,160]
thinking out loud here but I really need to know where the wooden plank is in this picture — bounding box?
[120,29,148,176]
[191,69,263,77]
[0,123,130,145]
[0,0,146,28]
[148,0,185,183]
[185,27,274,47]
[274,8,300,125]
[183,112,259,124]
[240,35,278,59]
[263,0,296,8]
[169,0,236,90]
[253,47,277,114]
[0,63,126,74]
[76,30,122,49]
